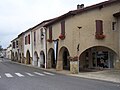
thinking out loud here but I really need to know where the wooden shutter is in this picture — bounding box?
[61,20,65,35]
[34,32,36,42]
[96,20,103,35]
[25,36,27,45]
[49,26,52,40]
[28,34,30,44]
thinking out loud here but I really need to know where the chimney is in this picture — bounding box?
[77,4,84,10]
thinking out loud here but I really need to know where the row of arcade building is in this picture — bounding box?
[10,0,120,73]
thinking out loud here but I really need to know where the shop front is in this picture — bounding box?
[79,46,117,71]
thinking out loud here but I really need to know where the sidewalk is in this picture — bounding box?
[45,68,120,83]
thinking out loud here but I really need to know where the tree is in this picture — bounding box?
[0,45,3,51]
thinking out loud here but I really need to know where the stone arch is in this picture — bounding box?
[58,46,70,70]
[26,50,31,64]
[47,48,56,69]
[33,51,39,66]
[40,51,45,68]
[79,46,118,71]
[15,52,18,61]
[11,52,14,61]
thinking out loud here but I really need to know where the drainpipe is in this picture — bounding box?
[44,27,47,69]
[31,31,34,66]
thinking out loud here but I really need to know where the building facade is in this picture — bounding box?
[24,29,32,65]
[18,32,24,63]
[45,0,120,72]
[31,20,53,68]
[10,0,120,73]
[6,44,12,59]
[11,37,19,62]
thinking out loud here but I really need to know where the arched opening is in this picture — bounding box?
[48,48,56,68]
[11,52,14,61]
[26,50,31,64]
[79,46,117,71]
[34,51,39,66]
[40,51,45,68]
[59,47,70,70]
[15,52,18,62]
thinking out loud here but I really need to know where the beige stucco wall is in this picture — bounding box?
[47,2,120,69]
[47,2,120,57]
[32,26,46,67]
[18,35,24,63]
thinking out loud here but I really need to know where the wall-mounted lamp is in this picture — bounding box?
[77,26,82,29]
[41,33,44,39]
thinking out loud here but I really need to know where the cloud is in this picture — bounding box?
[0,0,106,48]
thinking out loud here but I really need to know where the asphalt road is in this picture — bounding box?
[0,58,120,90]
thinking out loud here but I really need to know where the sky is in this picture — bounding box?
[0,0,106,48]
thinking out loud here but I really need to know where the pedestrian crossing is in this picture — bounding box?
[0,71,55,79]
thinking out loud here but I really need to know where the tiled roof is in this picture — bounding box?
[44,0,119,27]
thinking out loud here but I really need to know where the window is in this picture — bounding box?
[13,42,15,48]
[25,36,27,45]
[61,20,65,35]
[28,34,30,44]
[112,22,116,31]
[49,26,52,40]
[34,32,36,45]
[96,20,103,35]
[40,28,44,40]
[16,41,18,48]
[59,20,65,40]
[95,20,105,39]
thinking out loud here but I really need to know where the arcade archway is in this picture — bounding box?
[48,48,56,68]
[40,51,45,68]
[59,47,70,70]
[34,51,38,66]
[79,46,117,71]
[26,50,31,64]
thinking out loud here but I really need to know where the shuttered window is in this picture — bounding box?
[96,20,103,35]
[34,32,36,45]
[28,34,30,44]
[49,26,52,40]
[61,20,65,35]
[25,36,27,45]
[13,42,15,48]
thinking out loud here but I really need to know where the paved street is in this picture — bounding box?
[0,58,120,90]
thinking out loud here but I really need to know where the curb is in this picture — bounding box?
[10,60,120,84]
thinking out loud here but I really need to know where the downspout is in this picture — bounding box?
[31,31,34,65]
[44,27,47,69]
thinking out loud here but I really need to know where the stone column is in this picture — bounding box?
[56,59,63,71]
[70,60,79,74]
[46,58,51,69]
[69,56,79,74]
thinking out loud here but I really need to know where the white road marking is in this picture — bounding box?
[25,72,34,76]
[15,73,24,77]
[34,72,45,76]
[43,72,55,76]
[0,76,1,78]
[5,73,13,77]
